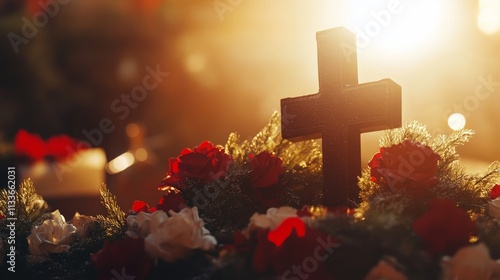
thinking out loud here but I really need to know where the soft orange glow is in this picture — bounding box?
[135,148,148,162]
[185,53,207,74]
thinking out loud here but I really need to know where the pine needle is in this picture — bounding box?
[96,183,125,236]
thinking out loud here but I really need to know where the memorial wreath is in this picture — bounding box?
[2,112,500,280]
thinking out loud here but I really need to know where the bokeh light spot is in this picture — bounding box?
[478,0,500,35]
[448,113,466,131]
[185,53,207,74]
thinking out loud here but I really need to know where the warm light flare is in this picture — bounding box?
[477,0,500,35]
[349,0,449,54]
[84,149,107,168]
[106,152,135,174]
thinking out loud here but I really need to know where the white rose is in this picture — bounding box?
[364,260,407,280]
[70,212,96,239]
[247,206,298,231]
[126,211,153,239]
[27,210,76,257]
[441,243,497,280]
[489,198,500,220]
[144,207,217,262]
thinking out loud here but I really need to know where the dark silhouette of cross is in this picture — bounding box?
[280,27,401,207]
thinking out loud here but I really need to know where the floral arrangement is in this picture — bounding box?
[1,113,500,280]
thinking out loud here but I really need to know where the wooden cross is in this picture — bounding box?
[281,27,402,207]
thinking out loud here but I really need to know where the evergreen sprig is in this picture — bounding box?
[199,112,323,236]
[359,120,500,224]
[0,178,47,222]
[96,183,125,237]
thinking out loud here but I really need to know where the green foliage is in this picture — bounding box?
[198,112,323,237]
[4,116,500,280]
[224,111,323,204]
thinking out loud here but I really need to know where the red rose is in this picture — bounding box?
[250,151,285,188]
[131,192,186,214]
[155,192,186,213]
[91,237,151,280]
[413,199,477,255]
[248,152,285,208]
[252,226,340,279]
[131,200,156,213]
[491,184,500,199]
[368,140,440,191]
[158,141,233,191]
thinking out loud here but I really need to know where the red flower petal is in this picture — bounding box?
[491,184,500,199]
[413,199,476,255]
[194,141,216,154]
[131,200,150,213]
[250,151,284,188]
[156,192,186,213]
[91,237,151,280]
[368,140,440,191]
[158,140,232,191]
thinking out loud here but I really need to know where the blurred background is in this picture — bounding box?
[0,0,499,215]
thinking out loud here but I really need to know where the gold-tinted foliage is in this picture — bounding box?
[0,179,48,248]
[224,111,322,174]
[225,111,323,204]
[0,178,47,223]
[96,183,126,236]
[358,121,500,217]
[379,120,433,147]
[202,112,324,236]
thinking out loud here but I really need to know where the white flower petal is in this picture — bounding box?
[441,243,496,280]
[247,206,298,231]
[142,207,216,262]
[27,210,76,258]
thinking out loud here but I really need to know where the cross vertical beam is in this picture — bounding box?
[281,27,401,207]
